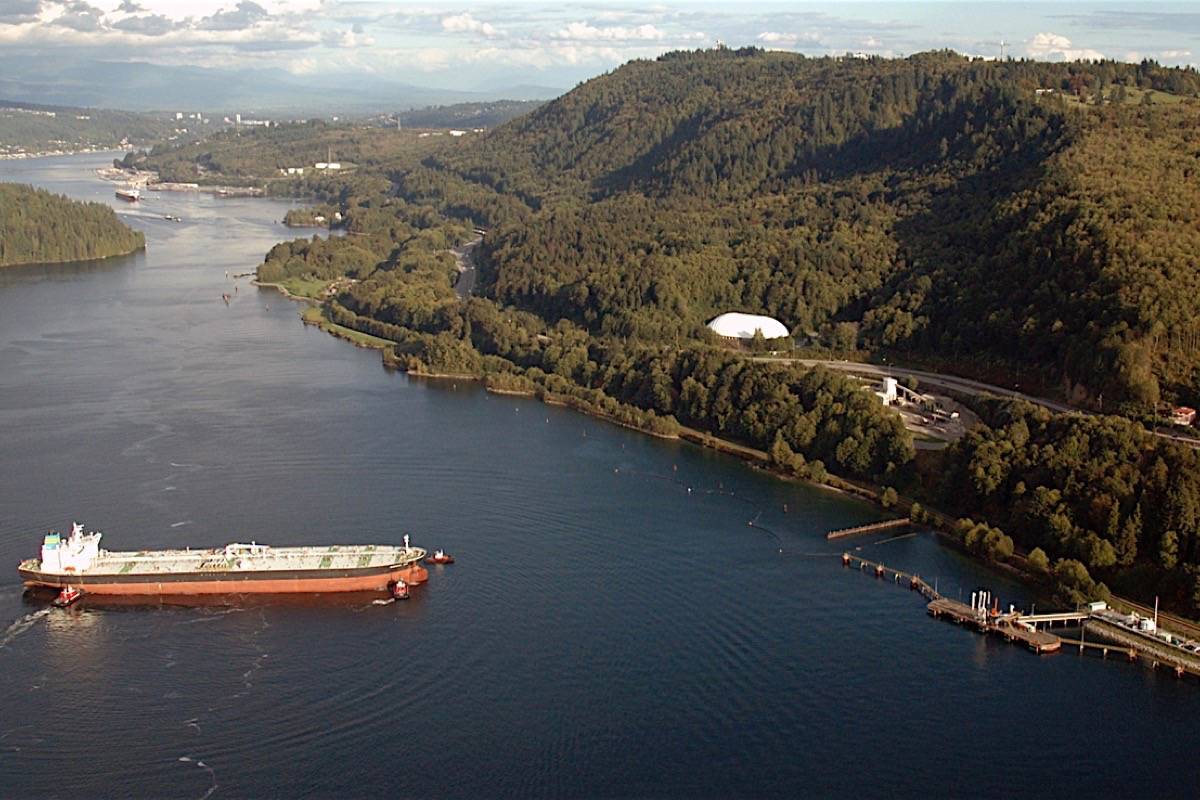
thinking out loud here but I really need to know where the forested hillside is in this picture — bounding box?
[248,48,1200,612]
[0,99,192,156]
[0,183,144,266]
[395,100,543,129]
[413,49,1200,411]
[121,122,447,187]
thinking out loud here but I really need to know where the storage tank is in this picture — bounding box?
[706,312,790,340]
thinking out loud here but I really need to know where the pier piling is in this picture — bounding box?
[826,519,911,541]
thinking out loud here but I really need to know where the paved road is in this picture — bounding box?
[750,356,1200,449]
[452,237,482,299]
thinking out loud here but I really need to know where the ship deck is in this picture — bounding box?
[27,544,424,577]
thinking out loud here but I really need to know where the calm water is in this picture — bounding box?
[1,154,1198,799]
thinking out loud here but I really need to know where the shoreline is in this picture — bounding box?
[96,166,265,197]
[253,280,319,305]
[0,146,128,161]
[260,282,1187,627]
[263,284,912,502]
[0,243,145,270]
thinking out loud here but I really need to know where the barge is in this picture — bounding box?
[18,523,428,596]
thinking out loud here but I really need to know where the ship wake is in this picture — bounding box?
[0,608,51,649]
[178,756,218,800]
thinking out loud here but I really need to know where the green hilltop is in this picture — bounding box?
[0,183,145,267]
[417,48,1200,410]
[143,48,1200,612]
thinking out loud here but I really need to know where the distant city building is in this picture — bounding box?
[706,312,790,340]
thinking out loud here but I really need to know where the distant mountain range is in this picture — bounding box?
[0,56,563,114]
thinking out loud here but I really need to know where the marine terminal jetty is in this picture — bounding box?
[842,552,1200,679]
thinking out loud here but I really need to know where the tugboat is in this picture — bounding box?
[53,585,82,607]
[391,580,410,600]
[427,549,454,565]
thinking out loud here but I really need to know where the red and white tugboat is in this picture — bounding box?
[53,585,82,607]
[427,549,454,565]
[391,580,410,600]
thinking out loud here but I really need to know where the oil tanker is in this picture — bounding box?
[18,523,428,596]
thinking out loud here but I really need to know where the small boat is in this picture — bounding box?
[163,214,182,222]
[115,187,140,202]
[391,580,410,600]
[427,550,454,565]
[53,585,82,607]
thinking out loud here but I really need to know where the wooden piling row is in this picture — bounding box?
[826,518,911,540]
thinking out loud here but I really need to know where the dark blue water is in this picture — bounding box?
[1,154,1198,799]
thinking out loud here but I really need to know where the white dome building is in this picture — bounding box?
[706,312,790,340]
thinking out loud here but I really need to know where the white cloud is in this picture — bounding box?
[553,22,665,41]
[593,9,668,23]
[0,0,334,52]
[469,42,632,69]
[322,27,372,48]
[1025,32,1104,62]
[440,12,498,38]
[198,1,268,31]
[1161,49,1192,59]
[756,31,820,47]
[0,8,320,52]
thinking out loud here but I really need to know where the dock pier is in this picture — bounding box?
[1059,637,1137,660]
[841,553,1200,676]
[827,518,911,540]
[844,552,1063,653]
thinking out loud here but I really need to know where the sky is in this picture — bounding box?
[0,1,1197,90]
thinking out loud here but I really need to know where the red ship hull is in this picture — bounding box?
[19,563,428,595]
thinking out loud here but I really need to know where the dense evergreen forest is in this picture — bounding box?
[245,49,1200,612]
[0,183,144,266]
[394,100,543,129]
[423,49,1200,412]
[926,398,1200,608]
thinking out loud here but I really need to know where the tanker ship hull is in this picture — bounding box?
[19,525,430,596]
[19,563,429,595]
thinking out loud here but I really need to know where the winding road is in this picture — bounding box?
[750,356,1200,449]
[452,236,482,299]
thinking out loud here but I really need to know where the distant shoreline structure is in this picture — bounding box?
[0,146,128,161]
